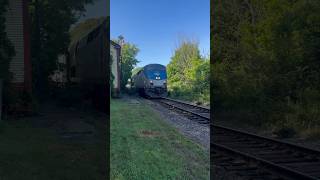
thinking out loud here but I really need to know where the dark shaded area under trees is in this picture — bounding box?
[0,0,15,83]
[212,0,320,138]
[0,0,16,116]
[1,0,101,115]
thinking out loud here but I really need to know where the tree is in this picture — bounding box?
[114,36,139,89]
[29,0,96,98]
[212,0,320,131]
[0,0,15,81]
[167,38,209,103]
[167,39,202,89]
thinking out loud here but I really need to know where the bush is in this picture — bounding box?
[2,84,37,117]
[167,41,210,105]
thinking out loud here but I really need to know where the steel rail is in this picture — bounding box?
[154,97,320,179]
[157,98,210,121]
[161,97,210,111]
[212,143,318,180]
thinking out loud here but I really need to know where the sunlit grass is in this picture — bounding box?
[110,99,209,180]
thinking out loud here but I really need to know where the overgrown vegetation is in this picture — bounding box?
[167,39,210,105]
[212,0,320,138]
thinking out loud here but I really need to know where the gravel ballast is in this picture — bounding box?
[141,97,210,150]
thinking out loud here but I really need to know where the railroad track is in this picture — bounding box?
[155,97,320,179]
[155,97,210,125]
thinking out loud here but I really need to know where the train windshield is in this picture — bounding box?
[145,70,167,80]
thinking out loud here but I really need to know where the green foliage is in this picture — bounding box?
[0,0,15,81]
[1,0,17,116]
[212,0,320,134]
[167,39,210,104]
[114,36,139,89]
[29,0,95,97]
[2,85,38,116]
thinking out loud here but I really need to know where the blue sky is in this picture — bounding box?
[111,0,210,67]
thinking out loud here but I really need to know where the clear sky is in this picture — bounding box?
[111,0,210,67]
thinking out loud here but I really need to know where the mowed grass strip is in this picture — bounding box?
[111,99,209,180]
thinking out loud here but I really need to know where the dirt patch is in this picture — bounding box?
[128,99,141,105]
[139,130,160,137]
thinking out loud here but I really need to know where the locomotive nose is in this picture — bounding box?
[151,80,166,87]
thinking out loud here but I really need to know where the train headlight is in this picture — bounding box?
[150,80,153,83]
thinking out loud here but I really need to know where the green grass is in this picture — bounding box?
[110,99,209,180]
[0,119,106,180]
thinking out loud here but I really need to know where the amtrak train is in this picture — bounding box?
[131,64,168,98]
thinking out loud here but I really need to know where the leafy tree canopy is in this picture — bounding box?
[29,0,96,96]
[212,0,320,130]
[0,0,15,81]
[167,39,202,87]
[167,38,210,104]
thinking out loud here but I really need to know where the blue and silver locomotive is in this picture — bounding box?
[131,64,168,98]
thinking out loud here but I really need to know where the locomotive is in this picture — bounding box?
[131,64,168,98]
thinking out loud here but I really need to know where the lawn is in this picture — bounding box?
[110,99,210,180]
[0,113,106,180]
